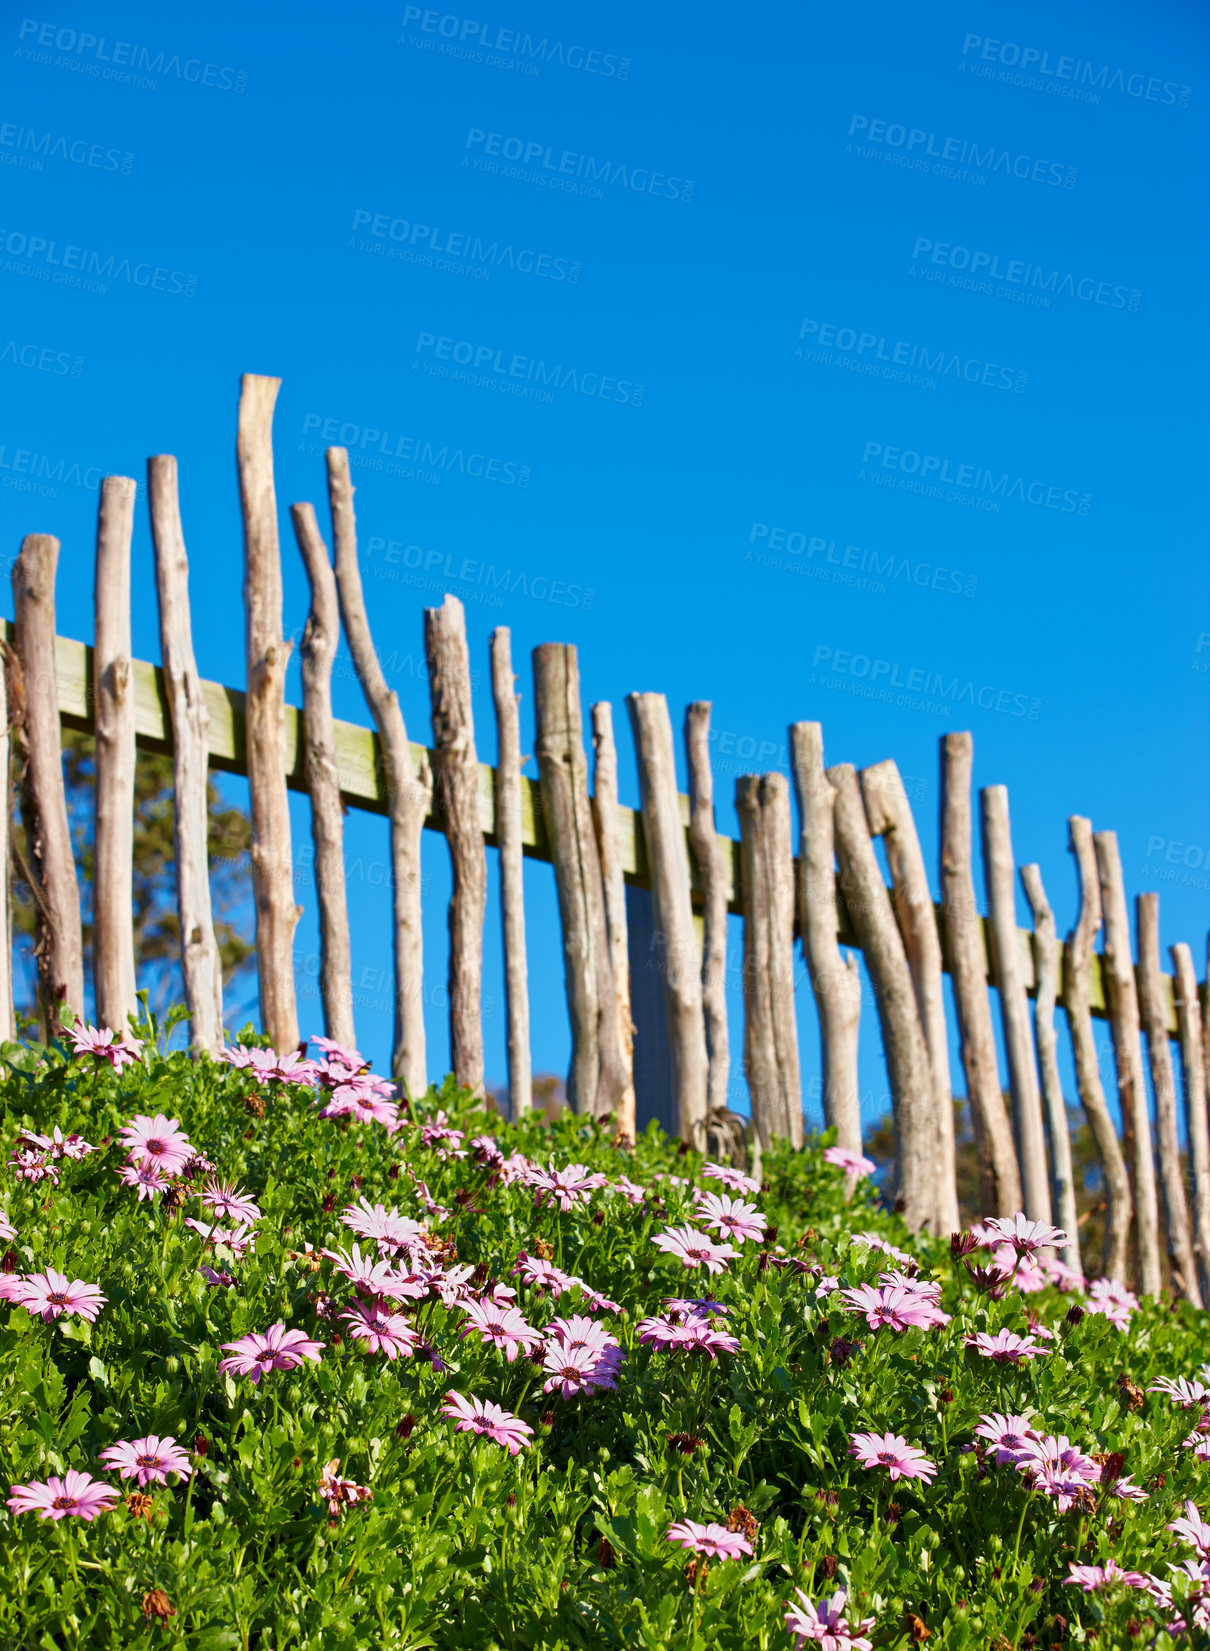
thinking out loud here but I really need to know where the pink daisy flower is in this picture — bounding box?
[310,1035,367,1069]
[840,1283,940,1334]
[701,1163,761,1195]
[974,1413,1040,1466]
[665,1519,753,1560]
[541,1342,620,1400]
[340,1198,427,1258]
[1064,1560,1150,1593]
[1149,1376,1210,1409]
[341,1301,418,1361]
[200,1177,262,1225]
[0,1211,15,1242]
[441,1391,533,1455]
[318,1458,373,1517]
[458,1298,542,1362]
[652,1224,736,1274]
[694,1190,767,1246]
[7,1469,117,1521]
[16,1126,95,1161]
[848,1231,914,1266]
[611,1176,647,1205]
[319,1080,401,1133]
[822,1146,878,1179]
[9,1148,58,1185]
[98,1435,193,1487]
[119,1113,193,1177]
[116,1161,166,1201]
[66,1024,142,1071]
[546,1314,621,1356]
[217,1323,324,1383]
[511,1254,578,1296]
[982,1213,1068,1255]
[322,1243,407,1299]
[528,1162,608,1212]
[184,1219,256,1258]
[14,1268,106,1323]
[1014,1434,1098,1485]
[199,1265,235,1289]
[965,1329,1048,1363]
[1169,1502,1210,1560]
[664,1297,730,1320]
[784,1586,876,1650]
[848,1431,937,1484]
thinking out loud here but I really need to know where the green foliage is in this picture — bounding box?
[0,1032,1204,1650]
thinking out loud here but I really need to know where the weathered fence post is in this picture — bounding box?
[981,786,1051,1226]
[1138,894,1200,1304]
[1065,817,1130,1282]
[863,759,959,1234]
[148,457,224,1052]
[12,535,83,1036]
[789,724,861,1157]
[736,773,803,1149]
[830,761,934,1229]
[289,502,355,1050]
[491,628,531,1117]
[0,639,12,1045]
[1171,941,1210,1299]
[1095,831,1161,1297]
[1020,864,1082,1274]
[592,701,636,1138]
[425,595,485,1097]
[628,692,708,1151]
[534,644,624,1119]
[939,734,1021,1217]
[237,373,301,1053]
[93,475,139,1034]
[684,703,730,1118]
[327,446,431,1096]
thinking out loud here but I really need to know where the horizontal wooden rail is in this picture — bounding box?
[12,621,1181,1036]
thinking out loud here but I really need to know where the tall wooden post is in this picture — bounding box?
[1020,864,1081,1274]
[737,773,802,1149]
[0,639,11,1045]
[1171,941,1210,1300]
[684,703,730,1118]
[592,701,635,1137]
[491,628,531,1117]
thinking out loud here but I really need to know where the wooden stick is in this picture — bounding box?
[628,691,708,1150]
[737,773,803,1148]
[12,535,83,1036]
[592,701,635,1138]
[1021,863,1082,1274]
[93,476,139,1034]
[1171,940,1210,1300]
[790,724,861,1156]
[1138,895,1200,1304]
[148,457,224,1053]
[684,702,730,1117]
[1064,818,1131,1280]
[980,786,1051,1225]
[237,373,300,1053]
[289,502,354,1051]
[1095,831,1161,1297]
[864,758,958,1234]
[535,645,624,1119]
[327,446,432,1096]
[829,761,934,1229]
[939,734,1021,1217]
[491,628,531,1118]
[425,595,485,1097]
[0,633,12,1045]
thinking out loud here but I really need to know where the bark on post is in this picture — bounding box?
[829,761,934,1229]
[684,702,730,1118]
[0,637,13,1045]
[592,700,635,1138]
[425,595,485,1097]
[491,628,531,1118]
[1138,895,1200,1304]
[12,535,83,1036]
[534,645,625,1120]
[1095,830,1161,1297]
[863,758,958,1234]
[980,786,1051,1226]
[790,724,861,1155]
[939,734,1021,1217]
[627,691,708,1151]
[327,446,431,1096]
[237,373,300,1053]
[1065,817,1130,1281]
[1171,941,1210,1299]
[92,475,139,1034]
[148,457,224,1053]
[1021,863,1081,1275]
[736,773,802,1149]
[289,502,355,1051]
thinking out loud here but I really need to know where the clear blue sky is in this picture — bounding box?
[2,0,1208,1127]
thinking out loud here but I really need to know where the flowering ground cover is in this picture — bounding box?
[1,1014,1208,1648]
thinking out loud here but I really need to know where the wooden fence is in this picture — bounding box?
[4,374,1209,1308]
